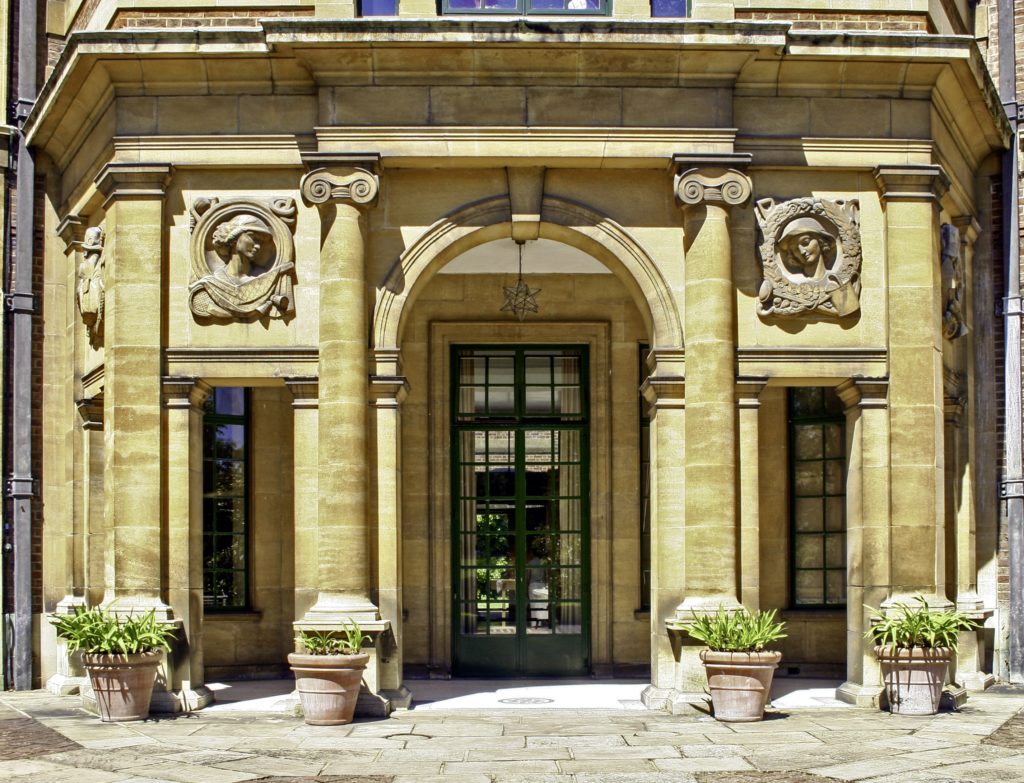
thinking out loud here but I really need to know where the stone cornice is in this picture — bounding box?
[873,164,950,204]
[95,163,173,208]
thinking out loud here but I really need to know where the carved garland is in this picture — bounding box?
[755,197,862,319]
[188,197,297,321]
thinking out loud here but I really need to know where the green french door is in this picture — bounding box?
[451,346,590,676]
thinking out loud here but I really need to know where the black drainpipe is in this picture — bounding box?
[998,0,1023,684]
[5,0,38,690]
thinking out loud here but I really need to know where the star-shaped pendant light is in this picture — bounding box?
[501,240,540,321]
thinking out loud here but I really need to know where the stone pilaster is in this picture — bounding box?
[369,349,412,709]
[95,163,174,616]
[286,377,320,625]
[836,379,889,707]
[298,156,382,626]
[737,378,766,613]
[638,350,685,709]
[874,165,952,610]
[76,397,105,607]
[162,377,214,711]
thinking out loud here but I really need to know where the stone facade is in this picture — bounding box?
[0,0,1016,708]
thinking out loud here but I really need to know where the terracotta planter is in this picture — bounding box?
[700,650,782,722]
[288,652,369,726]
[876,645,952,716]
[82,651,162,722]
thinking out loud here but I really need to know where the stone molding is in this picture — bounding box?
[161,377,213,411]
[76,396,103,431]
[285,376,319,409]
[873,164,950,203]
[735,377,767,408]
[370,376,410,409]
[836,378,888,412]
[57,214,86,252]
[640,377,685,409]
[94,163,173,208]
[508,166,545,243]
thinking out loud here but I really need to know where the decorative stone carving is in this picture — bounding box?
[300,168,379,207]
[188,197,297,321]
[940,223,967,340]
[754,197,861,318]
[77,227,106,348]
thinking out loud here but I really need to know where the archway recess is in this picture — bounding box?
[371,194,683,353]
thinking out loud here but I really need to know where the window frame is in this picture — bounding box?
[202,388,252,613]
[441,0,611,16]
[787,387,847,610]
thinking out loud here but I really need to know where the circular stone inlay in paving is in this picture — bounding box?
[497,697,555,704]
[386,733,433,740]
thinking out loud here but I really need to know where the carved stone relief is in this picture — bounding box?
[755,197,861,318]
[940,223,967,340]
[77,226,105,348]
[188,197,297,321]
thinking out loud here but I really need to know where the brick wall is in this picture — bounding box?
[109,8,313,29]
[735,11,931,33]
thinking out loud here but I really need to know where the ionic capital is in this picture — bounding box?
[300,153,381,209]
[873,165,949,204]
[672,154,752,210]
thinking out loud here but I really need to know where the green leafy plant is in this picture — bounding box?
[864,596,975,651]
[295,620,370,655]
[51,606,175,655]
[683,607,787,652]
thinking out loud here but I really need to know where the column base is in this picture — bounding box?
[640,685,709,716]
[961,672,995,692]
[942,683,968,710]
[101,596,175,621]
[46,673,87,696]
[836,680,884,708]
[295,596,383,627]
[382,685,413,710]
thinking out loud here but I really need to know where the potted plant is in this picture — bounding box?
[289,621,370,726]
[683,607,787,722]
[50,605,175,722]
[866,595,976,716]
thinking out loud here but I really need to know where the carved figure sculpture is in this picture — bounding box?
[77,226,105,348]
[940,223,967,340]
[755,197,861,318]
[189,197,297,321]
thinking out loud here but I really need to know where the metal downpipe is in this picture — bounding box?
[6,0,37,690]
[998,0,1023,684]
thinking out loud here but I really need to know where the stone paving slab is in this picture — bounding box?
[2,689,1024,783]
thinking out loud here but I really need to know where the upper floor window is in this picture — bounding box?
[651,0,687,16]
[444,0,609,14]
[361,0,398,15]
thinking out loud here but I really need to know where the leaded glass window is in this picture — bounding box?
[203,388,249,611]
[443,0,609,14]
[789,387,846,607]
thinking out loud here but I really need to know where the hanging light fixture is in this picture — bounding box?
[501,240,540,321]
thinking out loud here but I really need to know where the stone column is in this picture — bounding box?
[673,159,750,618]
[638,350,685,709]
[369,350,412,708]
[286,377,320,624]
[163,377,214,711]
[874,165,951,608]
[660,157,750,708]
[836,379,889,707]
[737,378,766,613]
[95,163,174,616]
[297,157,381,626]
